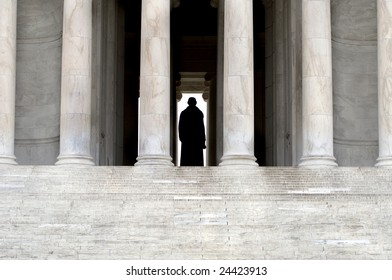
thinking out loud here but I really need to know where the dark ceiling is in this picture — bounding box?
[123,0,265,73]
[171,0,218,36]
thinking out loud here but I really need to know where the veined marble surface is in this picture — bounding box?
[300,0,337,168]
[56,0,93,166]
[137,0,172,166]
[221,0,256,166]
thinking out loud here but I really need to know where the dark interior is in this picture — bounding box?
[120,0,265,166]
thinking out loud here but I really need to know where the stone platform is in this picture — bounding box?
[1,166,392,259]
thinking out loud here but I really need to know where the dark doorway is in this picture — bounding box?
[254,0,266,165]
[171,1,218,73]
[122,0,141,165]
[171,0,218,165]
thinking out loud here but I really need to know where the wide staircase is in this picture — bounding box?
[1,166,392,259]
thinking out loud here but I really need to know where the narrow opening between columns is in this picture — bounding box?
[171,1,217,166]
[254,0,267,166]
[121,0,141,166]
[176,92,208,166]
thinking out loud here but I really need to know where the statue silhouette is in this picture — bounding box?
[179,97,206,166]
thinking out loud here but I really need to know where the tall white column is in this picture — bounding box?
[220,0,257,166]
[56,0,94,165]
[376,0,392,167]
[136,0,173,166]
[299,0,337,168]
[0,0,17,165]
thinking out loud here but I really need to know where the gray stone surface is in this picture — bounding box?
[1,166,392,259]
[15,0,63,165]
[331,0,378,167]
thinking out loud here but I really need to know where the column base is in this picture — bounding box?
[375,156,392,168]
[56,155,95,166]
[219,154,258,166]
[135,155,174,166]
[0,155,18,165]
[298,156,337,168]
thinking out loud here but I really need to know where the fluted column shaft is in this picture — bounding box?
[0,0,17,165]
[56,0,94,165]
[220,0,257,166]
[136,0,173,165]
[299,0,337,168]
[376,0,392,167]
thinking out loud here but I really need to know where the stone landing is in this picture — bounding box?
[1,166,392,259]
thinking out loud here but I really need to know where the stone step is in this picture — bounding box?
[1,166,392,259]
[1,166,392,194]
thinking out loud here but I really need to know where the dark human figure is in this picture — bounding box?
[179,97,206,166]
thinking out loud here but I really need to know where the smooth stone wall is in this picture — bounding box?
[15,0,63,165]
[332,0,378,166]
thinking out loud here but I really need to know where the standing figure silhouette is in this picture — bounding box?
[179,97,206,166]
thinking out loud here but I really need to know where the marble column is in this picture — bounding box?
[136,0,173,166]
[299,0,337,168]
[376,0,392,167]
[56,0,94,165]
[207,75,218,166]
[216,0,224,166]
[0,0,17,165]
[220,0,257,166]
